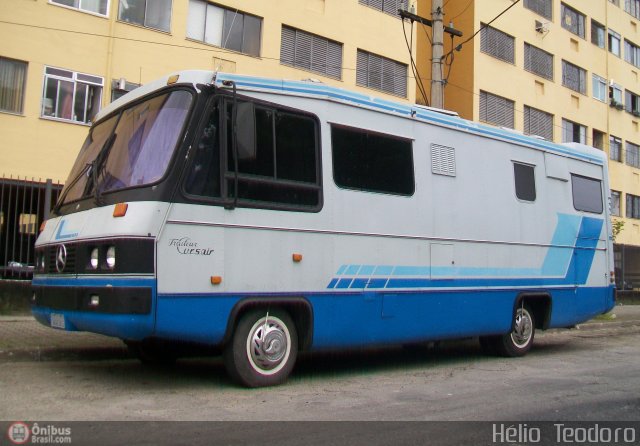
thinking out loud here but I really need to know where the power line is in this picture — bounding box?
[444,0,522,59]
[0,19,420,84]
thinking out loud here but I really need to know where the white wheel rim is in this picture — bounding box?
[510,307,533,349]
[246,315,292,376]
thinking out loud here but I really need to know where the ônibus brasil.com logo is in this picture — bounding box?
[7,422,30,445]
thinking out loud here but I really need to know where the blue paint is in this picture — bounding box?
[327,214,604,290]
[55,220,79,240]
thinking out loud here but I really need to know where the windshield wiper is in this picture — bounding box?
[87,132,117,206]
[52,162,93,215]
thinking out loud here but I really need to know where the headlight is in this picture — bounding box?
[106,246,116,269]
[90,248,99,269]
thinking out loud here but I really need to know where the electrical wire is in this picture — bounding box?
[402,18,430,105]
[0,19,428,82]
[444,0,522,58]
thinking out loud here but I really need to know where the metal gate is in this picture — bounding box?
[0,177,62,279]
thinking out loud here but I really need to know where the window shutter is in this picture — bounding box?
[480,25,515,63]
[280,26,295,66]
[524,106,553,141]
[480,91,514,129]
[524,43,553,80]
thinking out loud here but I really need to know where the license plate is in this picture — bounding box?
[50,313,66,329]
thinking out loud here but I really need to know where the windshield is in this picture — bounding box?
[59,89,193,206]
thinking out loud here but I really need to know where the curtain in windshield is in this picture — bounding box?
[99,90,192,193]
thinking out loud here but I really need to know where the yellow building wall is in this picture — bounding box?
[0,0,416,184]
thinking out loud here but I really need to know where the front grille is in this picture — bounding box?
[45,244,77,274]
[36,238,154,275]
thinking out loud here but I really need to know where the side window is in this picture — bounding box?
[185,101,221,198]
[331,125,414,196]
[513,162,536,201]
[572,174,603,214]
[225,100,321,210]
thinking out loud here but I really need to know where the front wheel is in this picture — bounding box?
[480,305,535,357]
[223,309,298,387]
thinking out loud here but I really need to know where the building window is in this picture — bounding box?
[187,1,262,57]
[593,74,607,102]
[627,194,640,219]
[524,43,553,80]
[332,125,414,196]
[0,57,27,114]
[611,190,621,216]
[572,175,603,214]
[41,66,103,124]
[593,129,606,150]
[524,106,553,141]
[358,0,407,18]
[50,0,108,16]
[118,0,172,32]
[625,0,640,19]
[280,26,343,80]
[610,83,623,108]
[624,39,640,68]
[610,135,623,162]
[561,3,585,38]
[591,20,606,48]
[627,141,640,168]
[562,60,587,94]
[625,89,640,115]
[524,0,552,20]
[562,119,586,144]
[356,50,407,97]
[479,91,515,129]
[480,25,515,64]
[609,30,621,56]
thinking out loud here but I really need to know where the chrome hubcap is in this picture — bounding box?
[511,308,533,348]
[247,315,291,375]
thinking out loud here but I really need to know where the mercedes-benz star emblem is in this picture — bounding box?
[56,244,67,273]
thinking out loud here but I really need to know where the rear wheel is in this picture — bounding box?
[479,305,535,357]
[223,309,298,387]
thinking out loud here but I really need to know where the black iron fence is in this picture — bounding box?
[0,177,63,279]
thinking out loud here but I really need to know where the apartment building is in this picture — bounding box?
[415,0,640,287]
[0,0,414,275]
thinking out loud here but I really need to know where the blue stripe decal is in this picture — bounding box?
[327,214,604,290]
[215,74,604,165]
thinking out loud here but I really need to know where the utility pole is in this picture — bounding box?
[431,0,445,109]
[399,4,462,109]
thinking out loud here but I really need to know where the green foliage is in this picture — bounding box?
[612,219,625,242]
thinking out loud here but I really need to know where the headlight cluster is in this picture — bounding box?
[88,246,116,270]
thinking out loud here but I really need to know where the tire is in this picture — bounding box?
[223,308,298,388]
[126,340,178,366]
[479,305,535,357]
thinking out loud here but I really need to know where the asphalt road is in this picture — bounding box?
[1,313,639,445]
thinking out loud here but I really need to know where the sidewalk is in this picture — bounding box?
[1,305,638,359]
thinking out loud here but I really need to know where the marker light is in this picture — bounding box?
[113,203,128,218]
[39,221,47,233]
[89,295,100,307]
[90,248,99,269]
[211,276,222,285]
[292,253,303,263]
[106,246,116,269]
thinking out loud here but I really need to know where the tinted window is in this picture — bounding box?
[332,126,414,196]
[572,174,603,214]
[225,100,321,210]
[514,162,536,201]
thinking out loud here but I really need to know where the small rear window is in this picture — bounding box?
[513,162,536,202]
[572,174,603,214]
